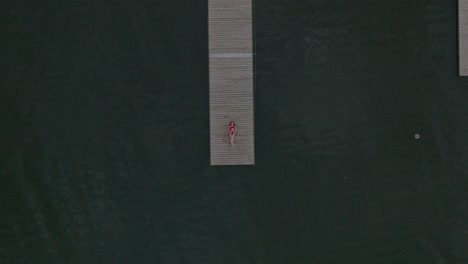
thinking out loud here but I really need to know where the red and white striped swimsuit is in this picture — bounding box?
[229,125,236,135]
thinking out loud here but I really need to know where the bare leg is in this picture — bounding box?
[230,132,235,147]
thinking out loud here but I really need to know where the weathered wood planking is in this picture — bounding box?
[459,0,468,75]
[209,0,255,165]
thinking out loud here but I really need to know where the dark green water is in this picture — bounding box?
[1,1,467,263]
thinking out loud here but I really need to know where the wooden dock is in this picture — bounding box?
[459,0,468,75]
[209,0,255,165]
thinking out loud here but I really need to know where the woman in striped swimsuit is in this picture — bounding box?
[229,121,236,147]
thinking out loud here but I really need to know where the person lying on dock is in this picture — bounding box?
[229,121,236,147]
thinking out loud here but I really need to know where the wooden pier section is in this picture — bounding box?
[209,0,255,165]
[459,0,468,75]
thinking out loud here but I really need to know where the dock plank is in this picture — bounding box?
[459,0,468,75]
[209,0,255,165]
